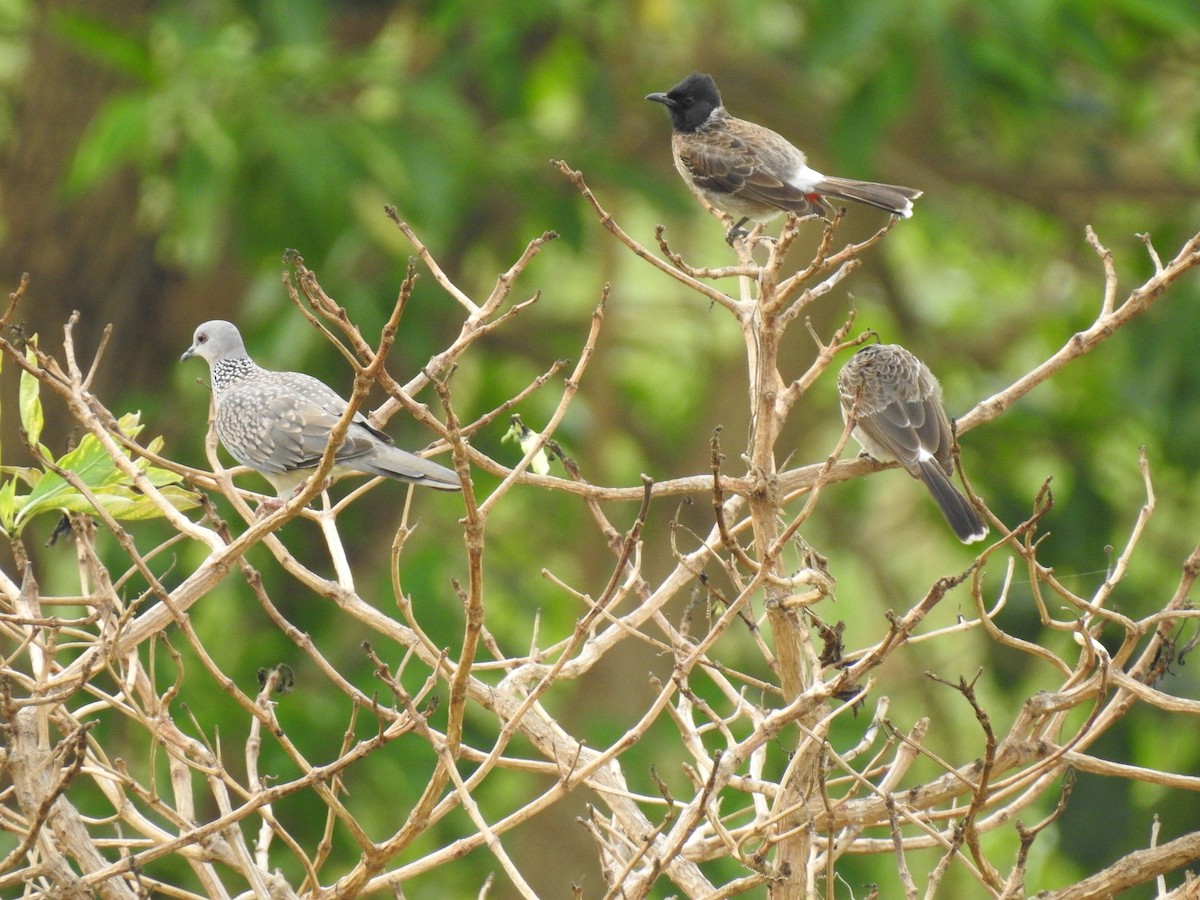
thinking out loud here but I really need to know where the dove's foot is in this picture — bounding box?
[255,497,286,517]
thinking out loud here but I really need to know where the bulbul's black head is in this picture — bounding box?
[645,72,723,133]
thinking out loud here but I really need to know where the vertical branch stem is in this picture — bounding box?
[737,243,823,897]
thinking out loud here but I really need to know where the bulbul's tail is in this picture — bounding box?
[812,177,922,219]
[917,460,987,543]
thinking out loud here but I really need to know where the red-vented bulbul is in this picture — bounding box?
[646,72,922,238]
[837,343,987,544]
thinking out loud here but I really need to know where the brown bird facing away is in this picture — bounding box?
[837,343,987,544]
[181,320,461,500]
[646,72,922,239]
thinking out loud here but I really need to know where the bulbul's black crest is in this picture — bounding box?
[646,72,922,238]
[647,71,722,133]
[837,343,988,544]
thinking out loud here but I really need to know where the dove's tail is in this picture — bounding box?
[360,447,462,491]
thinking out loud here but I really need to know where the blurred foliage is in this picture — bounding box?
[2,0,1199,895]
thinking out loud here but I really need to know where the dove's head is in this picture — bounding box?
[181,320,248,366]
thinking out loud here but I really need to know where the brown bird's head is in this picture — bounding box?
[646,72,723,133]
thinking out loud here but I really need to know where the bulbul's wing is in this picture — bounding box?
[855,392,986,541]
[674,119,832,216]
[854,392,955,478]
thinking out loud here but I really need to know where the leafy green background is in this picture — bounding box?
[1,0,1198,896]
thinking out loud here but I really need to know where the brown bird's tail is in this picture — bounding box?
[917,460,988,544]
[812,177,922,219]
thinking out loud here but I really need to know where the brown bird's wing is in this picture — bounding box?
[838,343,985,542]
[853,392,955,478]
[853,393,986,543]
[674,118,831,217]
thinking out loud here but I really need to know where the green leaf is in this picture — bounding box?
[15,416,139,529]
[0,477,18,537]
[7,405,195,533]
[96,485,201,522]
[33,485,196,522]
[65,95,154,196]
[12,477,199,532]
[0,466,41,489]
[18,342,43,450]
[143,464,185,488]
[52,13,154,81]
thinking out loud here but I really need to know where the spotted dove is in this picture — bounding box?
[181,320,460,497]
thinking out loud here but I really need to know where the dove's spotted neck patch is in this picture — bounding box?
[211,357,260,394]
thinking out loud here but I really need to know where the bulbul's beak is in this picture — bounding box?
[645,92,675,108]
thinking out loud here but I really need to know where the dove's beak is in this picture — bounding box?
[180,345,196,363]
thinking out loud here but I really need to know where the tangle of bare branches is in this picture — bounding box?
[1,171,1198,899]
